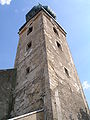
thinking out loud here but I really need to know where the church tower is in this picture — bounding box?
[12,5,89,120]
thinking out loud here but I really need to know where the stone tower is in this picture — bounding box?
[11,5,89,120]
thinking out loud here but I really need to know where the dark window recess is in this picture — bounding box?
[26,67,30,75]
[26,42,32,51]
[64,67,69,77]
[56,41,62,51]
[27,27,33,35]
[53,27,59,36]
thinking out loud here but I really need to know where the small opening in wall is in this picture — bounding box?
[26,67,30,75]
[56,41,62,51]
[30,23,32,26]
[26,41,32,51]
[64,67,69,77]
[27,27,33,35]
[53,27,59,36]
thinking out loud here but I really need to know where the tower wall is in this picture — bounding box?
[11,8,90,120]
[42,11,89,120]
[12,11,53,119]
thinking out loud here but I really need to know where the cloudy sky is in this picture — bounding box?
[0,0,90,108]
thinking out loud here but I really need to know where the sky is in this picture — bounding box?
[0,0,90,108]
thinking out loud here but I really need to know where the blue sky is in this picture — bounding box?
[0,0,90,108]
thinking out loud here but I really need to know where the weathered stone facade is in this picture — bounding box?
[0,69,16,120]
[12,10,52,119]
[0,5,90,120]
[42,12,90,120]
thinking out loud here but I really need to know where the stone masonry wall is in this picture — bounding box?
[0,69,16,120]
[0,9,90,120]
[9,10,90,120]
[42,11,90,120]
[12,11,53,120]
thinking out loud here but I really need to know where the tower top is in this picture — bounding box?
[19,4,66,36]
[26,4,56,22]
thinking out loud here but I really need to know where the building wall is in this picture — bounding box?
[10,10,90,120]
[42,11,90,120]
[0,8,89,120]
[12,11,53,120]
[0,69,16,120]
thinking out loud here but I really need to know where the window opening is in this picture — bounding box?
[64,67,69,77]
[26,67,30,75]
[27,27,33,35]
[26,41,32,51]
[53,27,59,36]
[56,41,62,51]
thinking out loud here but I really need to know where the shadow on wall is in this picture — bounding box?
[69,108,90,120]
[77,108,90,120]
[0,69,17,120]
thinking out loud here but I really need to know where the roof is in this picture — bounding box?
[19,4,56,32]
[26,4,56,22]
[19,5,66,35]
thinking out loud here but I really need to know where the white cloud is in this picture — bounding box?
[82,81,90,90]
[0,0,12,5]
